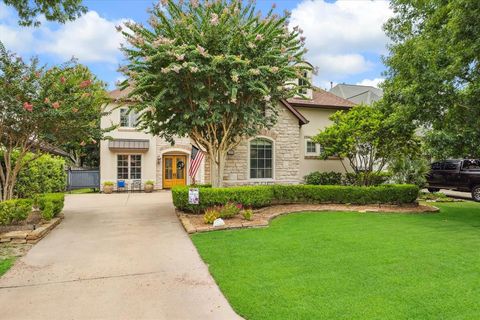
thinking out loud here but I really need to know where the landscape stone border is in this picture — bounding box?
[0,216,63,244]
[177,203,439,234]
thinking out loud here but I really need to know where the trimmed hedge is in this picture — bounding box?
[0,199,33,225]
[172,184,419,213]
[172,185,274,213]
[37,193,65,220]
[0,193,65,226]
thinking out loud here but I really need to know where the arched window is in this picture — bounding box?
[250,138,273,179]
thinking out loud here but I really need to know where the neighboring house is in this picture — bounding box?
[99,69,354,189]
[329,83,383,105]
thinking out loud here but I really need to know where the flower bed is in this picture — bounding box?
[177,203,439,234]
[172,184,420,214]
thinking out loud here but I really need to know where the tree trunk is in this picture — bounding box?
[209,149,226,188]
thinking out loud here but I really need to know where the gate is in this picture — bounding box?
[67,168,100,191]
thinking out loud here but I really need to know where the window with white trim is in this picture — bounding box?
[117,154,142,179]
[250,138,273,179]
[120,108,138,128]
[305,139,321,155]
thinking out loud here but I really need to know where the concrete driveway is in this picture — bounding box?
[0,192,241,320]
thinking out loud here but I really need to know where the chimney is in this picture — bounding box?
[330,81,333,89]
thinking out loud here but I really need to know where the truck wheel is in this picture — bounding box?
[428,188,440,193]
[472,186,480,202]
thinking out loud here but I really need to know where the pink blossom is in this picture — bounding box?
[91,139,97,144]
[171,65,181,73]
[190,0,199,8]
[72,107,79,113]
[52,102,60,109]
[44,97,50,103]
[175,53,185,61]
[255,34,263,41]
[23,102,33,112]
[210,13,219,26]
[60,76,66,84]
[79,80,92,88]
[197,45,208,57]
[80,141,86,147]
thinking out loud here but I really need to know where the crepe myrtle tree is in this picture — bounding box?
[313,104,419,186]
[0,42,109,200]
[118,0,311,187]
[3,0,87,26]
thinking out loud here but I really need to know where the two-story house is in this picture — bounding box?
[100,70,354,190]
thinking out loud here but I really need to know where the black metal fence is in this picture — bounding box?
[67,168,100,191]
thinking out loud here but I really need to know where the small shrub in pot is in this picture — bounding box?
[144,180,155,193]
[103,181,114,194]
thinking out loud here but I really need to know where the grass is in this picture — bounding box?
[0,258,14,277]
[192,202,480,319]
[67,188,98,194]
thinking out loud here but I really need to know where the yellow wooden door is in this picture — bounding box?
[163,155,187,188]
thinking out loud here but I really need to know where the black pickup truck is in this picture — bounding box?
[426,159,480,201]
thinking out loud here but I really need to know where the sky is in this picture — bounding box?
[0,0,393,91]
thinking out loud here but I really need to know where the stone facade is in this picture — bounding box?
[223,103,301,186]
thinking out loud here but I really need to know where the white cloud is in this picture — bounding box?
[356,78,384,88]
[38,11,125,63]
[0,8,125,64]
[290,0,392,84]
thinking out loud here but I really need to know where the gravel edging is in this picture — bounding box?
[178,203,439,234]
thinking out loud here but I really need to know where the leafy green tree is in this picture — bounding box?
[382,0,480,159]
[3,0,87,26]
[313,105,419,186]
[0,42,108,200]
[119,0,310,187]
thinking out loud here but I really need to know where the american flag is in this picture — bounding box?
[189,145,205,181]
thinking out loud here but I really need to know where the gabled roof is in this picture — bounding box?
[329,84,383,105]
[108,87,133,101]
[287,87,355,109]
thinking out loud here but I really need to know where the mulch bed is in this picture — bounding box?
[178,203,439,234]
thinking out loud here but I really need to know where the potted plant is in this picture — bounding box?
[103,181,114,194]
[144,180,155,193]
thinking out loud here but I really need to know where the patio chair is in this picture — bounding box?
[117,180,127,192]
[131,180,142,192]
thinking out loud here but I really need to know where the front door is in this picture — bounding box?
[163,155,187,188]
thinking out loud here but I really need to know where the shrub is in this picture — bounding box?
[203,207,220,224]
[190,183,212,188]
[145,180,155,185]
[173,184,419,213]
[272,184,418,205]
[14,153,66,199]
[388,156,430,188]
[219,202,241,219]
[37,193,65,220]
[103,181,114,186]
[304,171,342,185]
[0,199,33,225]
[343,172,391,186]
[172,185,274,213]
[241,209,254,221]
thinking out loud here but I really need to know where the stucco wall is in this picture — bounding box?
[99,103,157,188]
[222,103,301,186]
[100,103,205,189]
[296,107,350,179]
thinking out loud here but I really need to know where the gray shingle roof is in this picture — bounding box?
[329,84,383,105]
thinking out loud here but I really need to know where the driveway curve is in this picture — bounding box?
[0,192,241,320]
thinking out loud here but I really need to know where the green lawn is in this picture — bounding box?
[0,258,14,277]
[192,202,480,320]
